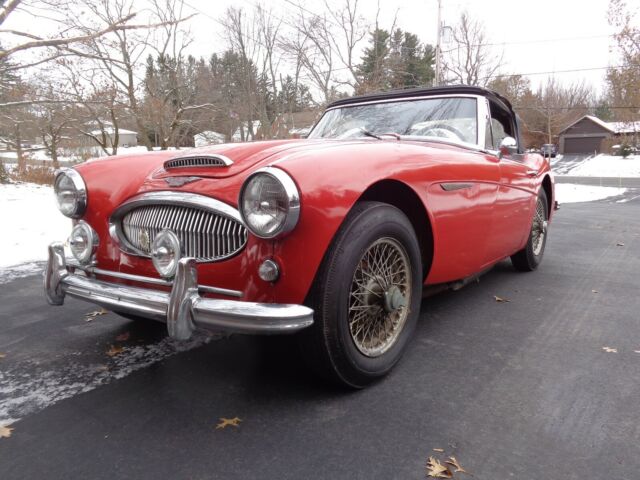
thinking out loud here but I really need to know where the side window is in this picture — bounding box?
[491,118,508,149]
[488,100,515,150]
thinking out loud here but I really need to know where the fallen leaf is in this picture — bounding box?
[426,456,453,478]
[433,448,444,453]
[493,295,510,303]
[0,353,5,359]
[216,417,242,429]
[85,308,108,321]
[617,242,625,246]
[115,332,130,342]
[446,456,468,474]
[106,345,124,357]
[602,346,618,353]
[96,365,109,372]
[0,425,13,438]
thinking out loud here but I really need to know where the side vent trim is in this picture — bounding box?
[164,154,234,170]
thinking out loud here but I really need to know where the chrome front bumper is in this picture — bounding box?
[44,243,314,340]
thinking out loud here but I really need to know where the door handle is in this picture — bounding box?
[526,169,538,177]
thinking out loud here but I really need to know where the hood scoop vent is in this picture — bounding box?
[164,154,233,170]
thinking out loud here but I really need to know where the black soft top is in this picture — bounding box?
[326,85,514,115]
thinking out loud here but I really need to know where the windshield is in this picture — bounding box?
[309,97,478,145]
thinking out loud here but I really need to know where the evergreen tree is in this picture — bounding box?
[356,29,434,93]
[357,28,391,93]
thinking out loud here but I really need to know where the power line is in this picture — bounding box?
[485,64,636,80]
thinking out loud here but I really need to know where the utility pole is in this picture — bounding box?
[434,0,442,86]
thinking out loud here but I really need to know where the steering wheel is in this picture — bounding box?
[416,123,466,142]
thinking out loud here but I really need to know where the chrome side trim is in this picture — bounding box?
[68,261,243,298]
[440,182,474,191]
[164,154,233,170]
[46,246,314,338]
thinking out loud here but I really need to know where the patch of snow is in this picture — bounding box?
[616,193,640,204]
[556,184,627,203]
[566,154,640,177]
[0,262,45,284]
[0,183,70,269]
[0,333,214,426]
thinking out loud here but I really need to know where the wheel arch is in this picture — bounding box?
[357,179,434,280]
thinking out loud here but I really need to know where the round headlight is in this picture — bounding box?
[54,169,87,218]
[151,230,182,278]
[239,167,300,239]
[69,221,99,264]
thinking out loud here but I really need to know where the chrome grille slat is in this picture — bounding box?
[120,202,247,262]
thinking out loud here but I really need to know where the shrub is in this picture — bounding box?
[619,143,633,158]
[0,160,8,183]
[10,165,55,185]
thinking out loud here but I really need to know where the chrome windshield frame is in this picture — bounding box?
[309,94,488,152]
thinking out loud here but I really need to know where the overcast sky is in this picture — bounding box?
[182,0,623,93]
[7,0,635,94]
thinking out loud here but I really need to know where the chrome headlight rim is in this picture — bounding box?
[239,166,301,240]
[69,221,99,265]
[54,168,87,219]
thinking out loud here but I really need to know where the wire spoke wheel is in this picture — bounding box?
[531,197,548,256]
[348,237,412,357]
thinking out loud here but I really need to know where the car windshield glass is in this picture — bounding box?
[309,97,478,145]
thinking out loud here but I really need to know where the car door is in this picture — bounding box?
[483,106,539,263]
[423,149,501,285]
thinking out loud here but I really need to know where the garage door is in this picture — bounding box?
[563,136,606,154]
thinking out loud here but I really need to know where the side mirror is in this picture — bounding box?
[499,136,518,158]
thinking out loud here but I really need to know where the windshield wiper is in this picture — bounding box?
[360,128,383,140]
[360,128,402,141]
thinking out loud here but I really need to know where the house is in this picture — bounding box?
[558,115,640,154]
[89,127,138,148]
[194,131,226,147]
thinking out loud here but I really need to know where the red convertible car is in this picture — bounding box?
[45,85,555,387]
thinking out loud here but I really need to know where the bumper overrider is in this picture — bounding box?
[44,242,314,340]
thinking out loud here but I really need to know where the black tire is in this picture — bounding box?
[299,201,423,388]
[511,190,549,272]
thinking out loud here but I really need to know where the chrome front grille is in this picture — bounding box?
[118,200,248,262]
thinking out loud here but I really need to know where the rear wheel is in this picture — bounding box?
[300,201,422,388]
[511,190,549,271]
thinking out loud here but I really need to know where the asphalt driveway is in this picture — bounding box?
[1,196,640,479]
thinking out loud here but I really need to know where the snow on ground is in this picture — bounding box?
[0,183,70,270]
[565,154,640,177]
[556,183,627,204]
[0,332,215,426]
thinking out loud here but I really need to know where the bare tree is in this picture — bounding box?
[529,78,593,144]
[282,7,336,105]
[281,0,368,104]
[607,0,640,123]
[219,6,265,140]
[325,0,367,89]
[442,12,503,87]
[0,0,178,73]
